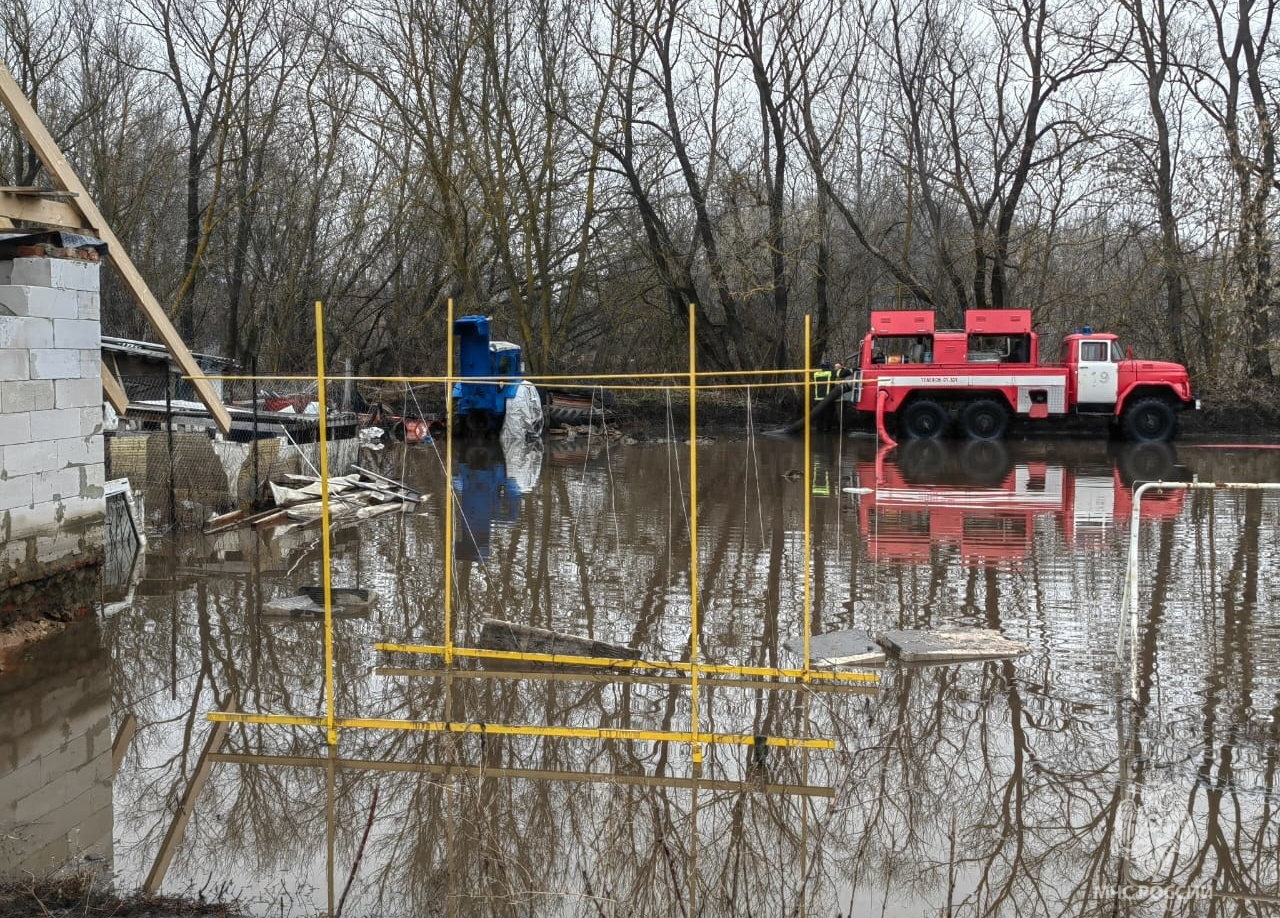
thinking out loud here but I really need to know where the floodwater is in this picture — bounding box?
[4,429,1280,916]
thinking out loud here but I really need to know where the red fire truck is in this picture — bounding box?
[842,309,1197,442]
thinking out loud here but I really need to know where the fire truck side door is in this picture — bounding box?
[1076,339,1118,405]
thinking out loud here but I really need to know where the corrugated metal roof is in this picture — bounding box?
[101,335,236,368]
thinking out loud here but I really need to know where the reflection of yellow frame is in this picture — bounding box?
[207,302,878,758]
[375,643,879,687]
[210,752,837,799]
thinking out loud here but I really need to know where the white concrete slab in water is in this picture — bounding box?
[876,627,1029,663]
[785,629,887,667]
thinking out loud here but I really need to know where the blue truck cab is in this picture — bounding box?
[452,315,524,434]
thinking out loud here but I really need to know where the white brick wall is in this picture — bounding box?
[0,285,76,319]
[0,473,33,511]
[53,318,100,349]
[0,414,32,446]
[2,379,54,411]
[0,315,53,349]
[0,348,29,379]
[0,254,104,579]
[3,440,56,476]
[30,348,82,379]
[55,377,101,409]
[29,407,86,437]
[0,256,100,292]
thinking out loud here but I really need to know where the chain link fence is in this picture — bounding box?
[104,370,362,531]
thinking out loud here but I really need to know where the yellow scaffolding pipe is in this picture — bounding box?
[688,303,702,766]
[314,302,338,747]
[375,666,878,694]
[199,368,814,384]
[204,712,835,749]
[211,753,835,798]
[803,314,812,682]
[444,298,455,666]
[374,642,878,683]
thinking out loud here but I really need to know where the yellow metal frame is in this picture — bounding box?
[375,666,878,694]
[206,712,833,749]
[207,301,877,757]
[373,643,877,684]
[209,752,836,798]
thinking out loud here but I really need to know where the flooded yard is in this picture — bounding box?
[4,432,1280,916]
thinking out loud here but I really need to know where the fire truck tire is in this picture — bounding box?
[1123,397,1177,443]
[960,399,1010,440]
[901,399,949,440]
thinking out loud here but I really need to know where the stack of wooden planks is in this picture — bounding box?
[203,465,421,535]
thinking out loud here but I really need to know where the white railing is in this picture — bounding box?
[1118,479,1280,699]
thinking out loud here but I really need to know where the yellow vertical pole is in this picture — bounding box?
[314,301,338,746]
[803,314,812,682]
[688,303,702,767]
[444,299,455,666]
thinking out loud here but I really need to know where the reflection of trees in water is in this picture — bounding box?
[100,444,1280,914]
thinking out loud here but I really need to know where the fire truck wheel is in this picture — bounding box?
[960,399,1010,440]
[901,399,949,439]
[1123,397,1176,443]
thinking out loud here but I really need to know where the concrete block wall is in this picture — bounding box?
[0,250,105,596]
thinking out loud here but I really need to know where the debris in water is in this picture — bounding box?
[876,627,1029,663]
[477,618,641,661]
[784,629,886,667]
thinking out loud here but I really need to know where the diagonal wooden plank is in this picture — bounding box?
[143,693,238,894]
[101,359,129,416]
[0,62,231,433]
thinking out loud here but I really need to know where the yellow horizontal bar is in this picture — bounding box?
[375,666,879,695]
[375,643,880,684]
[209,752,835,798]
[204,712,835,749]
[194,367,812,384]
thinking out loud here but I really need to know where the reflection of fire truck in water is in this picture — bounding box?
[848,441,1189,567]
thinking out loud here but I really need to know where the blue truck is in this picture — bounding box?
[452,315,526,435]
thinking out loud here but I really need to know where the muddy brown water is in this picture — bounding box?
[4,433,1280,916]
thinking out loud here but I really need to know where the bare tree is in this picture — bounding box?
[1183,0,1276,381]
[1118,0,1192,367]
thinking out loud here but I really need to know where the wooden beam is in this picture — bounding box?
[111,712,137,775]
[0,186,79,196]
[143,693,237,893]
[0,190,90,232]
[0,63,232,434]
[101,360,129,416]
